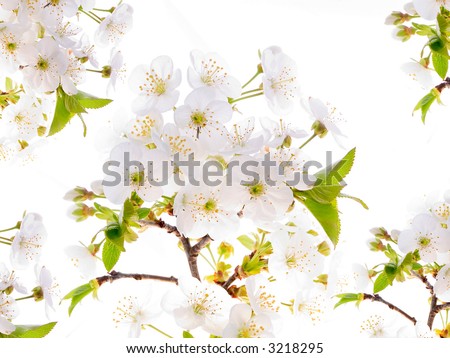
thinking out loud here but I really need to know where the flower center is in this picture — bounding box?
[130,171,145,185]
[203,199,217,212]
[154,79,166,95]
[190,112,207,127]
[249,183,265,197]
[37,56,49,71]
[7,42,17,52]
[418,236,431,247]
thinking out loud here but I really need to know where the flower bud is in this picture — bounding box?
[32,286,44,301]
[311,120,328,138]
[218,242,234,259]
[64,186,95,202]
[68,203,95,222]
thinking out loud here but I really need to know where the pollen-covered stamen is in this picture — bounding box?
[238,320,266,338]
[360,315,385,336]
[254,284,280,313]
[164,135,192,156]
[190,111,208,127]
[37,56,50,71]
[270,66,297,99]
[418,235,431,247]
[0,294,17,319]
[187,286,222,317]
[130,115,157,139]
[17,234,44,263]
[433,203,450,220]
[200,58,229,86]
[113,296,141,327]
[140,70,169,96]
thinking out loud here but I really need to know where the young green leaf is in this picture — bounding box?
[102,239,122,271]
[334,293,363,309]
[413,90,438,123]
[338,192,369,209]
[236,234,255,250]
[63,283,94,316]
[373,272,390,293]
[302,198,340,247]
[74,90,113,109]
[183,331,194,338]
[315,148,356,186]
[48,90,76,136]
[137,208,151,220]
[64,93,87,114]
[432,51,448,79]
[14,322,57,338]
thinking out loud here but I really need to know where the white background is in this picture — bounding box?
[1,0,450,344]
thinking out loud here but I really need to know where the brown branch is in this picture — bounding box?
[411,271,434,294]
[435,77,450,93]
[96,270,178,287]
[222,272,238,290]
[363,293,417,325]
[139,219,212,281]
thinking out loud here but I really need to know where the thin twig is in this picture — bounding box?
[427,294,439,329]
[363,293,417,325]
[222,271,239,290]
[96,270,178,287]
[139,219,212,280]
[411,271,434,294]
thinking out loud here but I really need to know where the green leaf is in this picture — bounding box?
[182,331,194,338]
[432,51,448,79]
[338,192,369,209]
[413,91,438,123]
[74,90,112,109]
[5,77,13,91]
[63,283,94,316]
[412,22,435,36]
[15,322,57,338]
[373,272,390,293]
[315,148,356,186]
[122,198,138,223]
[64,93,87,114]
[236,235,255,250]
[302,198,340,247]
[94,202,118,221]
[334,293,363,309]
[48,90,76,136]
[137,208,151,220]
[102,239,122,271]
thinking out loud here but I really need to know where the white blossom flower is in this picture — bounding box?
[0,263,26,294]
[73,34,99,68]
[21,37,68,93]
[40,0,79,26]
[0,24,30,73]
[360,315,394,338]
[413,0,450,20]
[268,230,324,280]
[187,50,241,98]
[401,61,435,90]
[308,97,346,145]
[113,293,160,338]
[10,213,47,269]
[65,244,100,279]
[60,49,86,95]
[125,111,163,145]
[245,274,281,318]
[173,183,241,241]
[106,48,126,95]
[398,214,450,263]
[46,21,81,49]
[233,156,293,224]
[260,117,307,148]
[36,266,60,320]
[435,264,450,301]
[293,288,327,325]
[95,3,133,47]
[261,46,299,115]
[174,87,232,151]
[0,95,42,141]
[223,304,274,338]
[102,141,169,204]
[162,276,233,335]
[224,117,264,155]
[130,56,181,114]
[0,293,18,335]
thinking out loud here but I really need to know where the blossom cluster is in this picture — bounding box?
[59,46,359,338]
[0,213,58,336]
[0,0,132,164]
